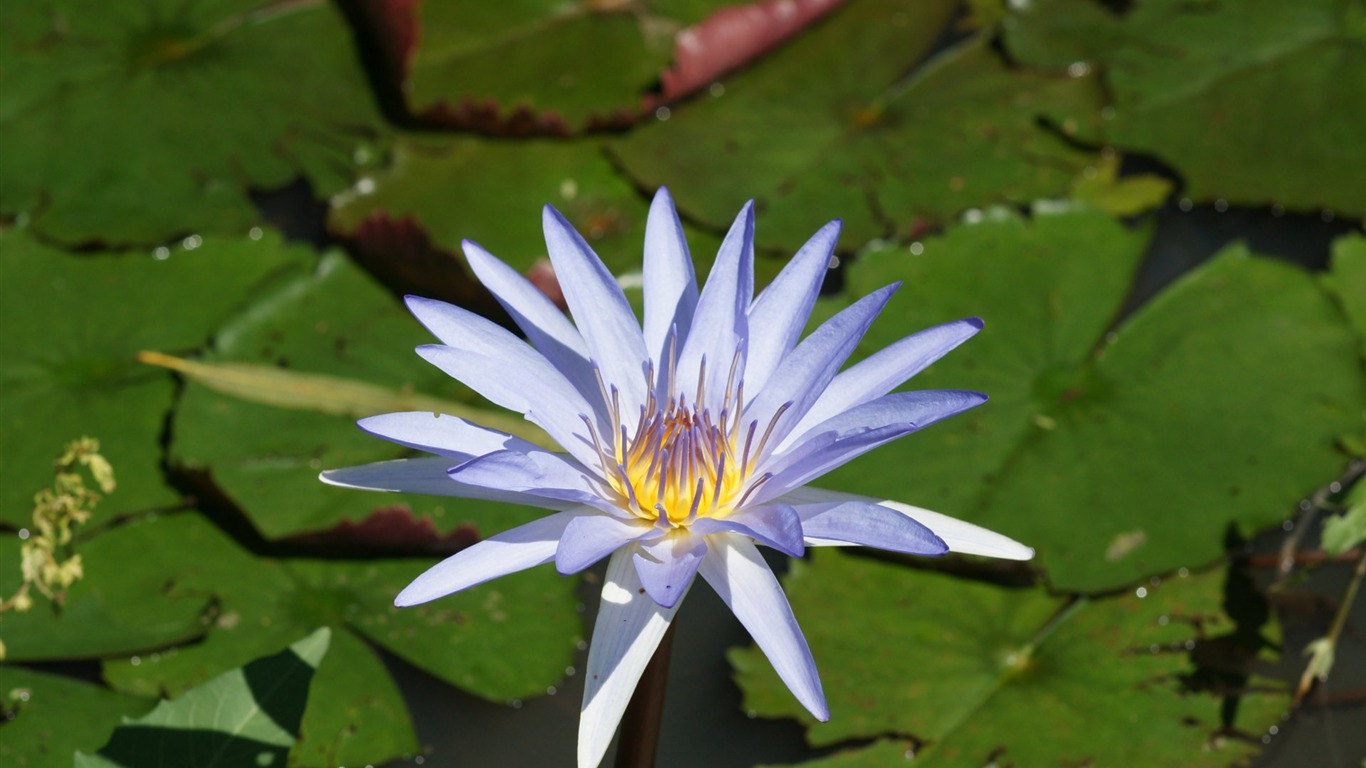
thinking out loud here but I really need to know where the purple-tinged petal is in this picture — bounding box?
[791,498,946,556]
[759,390,988,500]
[357,412,539,461]
[394,510,579,606]
[556,513,657,574]
[579,548,683,768]
[744,220,841,393]
[699,536,827,721]
[788,317,983,441]
[319,457,573,510]
[415,344,600,469]
[691,504,805,557]
[642,188,699,367]
[782,487,1034,560]
[744,284,899,458]
[461,239,599,402]
[542,205,650,418]
[633,530,707,608]
[674,202,754,413]
[448,449,616,512]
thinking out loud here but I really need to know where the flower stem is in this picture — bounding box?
[614,621,677,768]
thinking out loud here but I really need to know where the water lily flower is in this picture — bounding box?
[322,189,1032,768]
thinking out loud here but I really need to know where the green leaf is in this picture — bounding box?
[75,627,330,768]
[0,530,212,661]
[1322,480,1366,556]
[0,229,314,528]
[0,667,155,768]
[1004,0,1366,216]
[405,2,723,131]
[89,512,579,766]
[1069,152,1173,216]
[329,135,739,277]
[735,550,1286,766]
[139,350,553,448]
[1324,233,1366,359]
[0,0,385,244]
[819,205,1365,591]
[611,0,1101,252]
[164,248,555,539]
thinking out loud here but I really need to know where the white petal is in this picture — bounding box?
[357,411,538,461]
[543,205,650,418]
[579,548,684,768]
[642,187,699,367]
[674,202,754,413]
[778,487,1034,560]
[698,536,828,721]
[744,219,841,393]
[319,457,572,509]
[394,510,580,606]
[461,239,599,402]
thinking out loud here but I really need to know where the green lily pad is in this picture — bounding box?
[329,135,661,276]
[1325,233,1366,357]
[0,0,385,244]
[818,205,1364,591]
[1003,0,1366,217]
[167,247,561,539]
[67,511,579,767]
[0,528,212,660]
[610,0,1101,252]
[401,2,718,132]
[735,549,1286,766]
[0,667,155,768]
[75,628,329,768]
[0,229,315,529]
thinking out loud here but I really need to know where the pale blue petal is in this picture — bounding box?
[319,457,573,510]
[791,498,946,556]
[642,188,699,367]
[744,284,899,460]
[744,220,841,393]
[691,503,805,557]
[579,547,683,768]
[759,390,987,500]
[461,239,600,403]
[394,510,579,606]
[357,412,538,461]
[447,448,616,512]
[780,487,1035,560]
[674,202,754,414]
[787,317,983,443]
[633,529,707,608]
[699,536,828,721]
[556,513,656,574]
[415,344,600,469]
[542,205,650,418]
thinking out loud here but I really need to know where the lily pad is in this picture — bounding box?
[1003,0,1366,217]
[735,549,1286,766]
[64,511,579,767]
[329,135,660,276]
[166,248,558,539]
[0,0,385,244]
[76,628,330,768]
[0,229,315,528]
[0,667,155,768]
[611,0,1101,252]
[819,205,1364,591]
[399,2,698,132]
[1325,233,1366,358]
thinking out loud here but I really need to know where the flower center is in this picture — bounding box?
[583,349,782,526]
